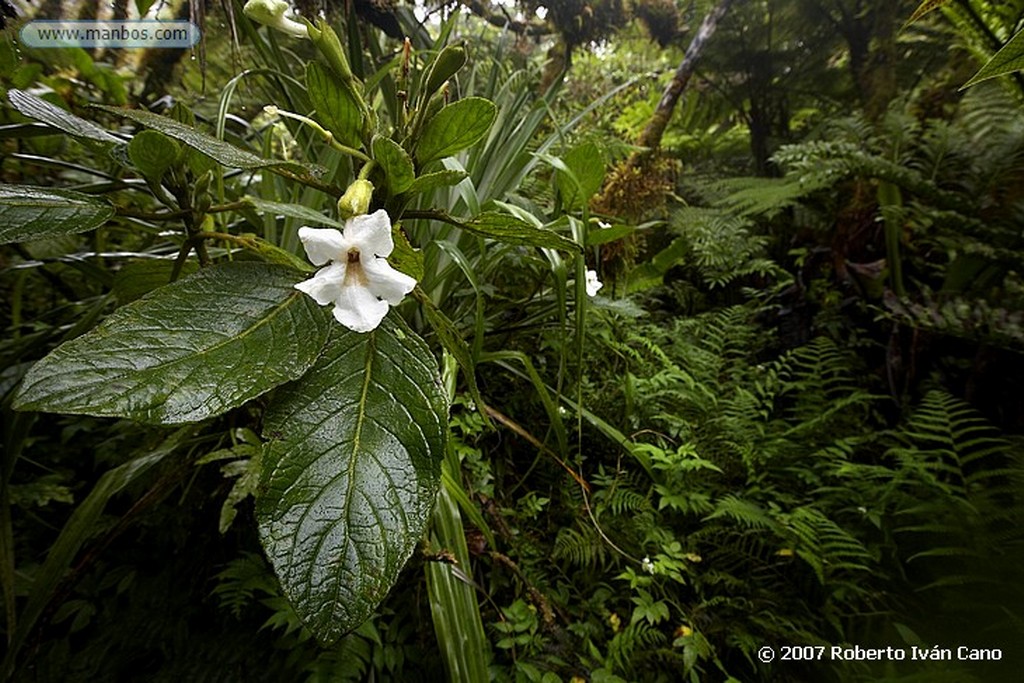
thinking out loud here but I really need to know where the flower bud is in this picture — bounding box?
[242,0,308,39]
[337,179,374,218]
[307,19,353,82]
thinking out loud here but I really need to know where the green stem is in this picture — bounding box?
[358,160,377,181]
[267,107,371,162]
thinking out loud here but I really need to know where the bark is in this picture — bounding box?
[636,0,738,151]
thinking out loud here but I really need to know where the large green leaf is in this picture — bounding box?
[257,313,447,643]
[415,97,496,165]
[96,106,326,180]
[627,236,687,293]
[0,184,115,243]
[964,28,1024,88]
[6,89,122,144]
[307,62,363,148]
[14,263,330,424]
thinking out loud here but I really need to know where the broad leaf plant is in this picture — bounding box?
[0,3,583,647]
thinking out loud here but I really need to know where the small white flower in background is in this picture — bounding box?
[641,556,656,575]
[295,210,417,333]
[243,0,308,38]
[585,269,603,297]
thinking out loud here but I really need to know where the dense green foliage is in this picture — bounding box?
[2,0,1023,681]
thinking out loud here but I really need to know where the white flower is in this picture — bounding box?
[641,556,655,575]
[243,0,308,38]
[295,210,416,333]
[585,269,603,297]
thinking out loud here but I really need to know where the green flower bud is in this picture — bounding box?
[337,179,375,218]
[307,18,353,82]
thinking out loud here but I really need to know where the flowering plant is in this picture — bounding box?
[3,14,598,656]
[295,210,416,333]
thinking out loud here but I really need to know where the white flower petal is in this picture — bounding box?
[294,263,347,305]
[585,269,603,297]
[343,210,394,257]
[293,209,416,332]
[298,227,348,266]
[362,256,417,305]
[332,283,390,333]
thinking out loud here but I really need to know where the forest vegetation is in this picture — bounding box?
[1,0,1023,681]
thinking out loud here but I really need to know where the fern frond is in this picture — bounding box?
[710,176,829,218]
[553,525,610,569]
[668,207,788,288]
[783,507,873,585]
[704,495,777,531]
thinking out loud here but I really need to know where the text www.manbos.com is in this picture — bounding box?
[20,21,201,49]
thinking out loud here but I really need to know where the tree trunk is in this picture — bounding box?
[636,0,739,151]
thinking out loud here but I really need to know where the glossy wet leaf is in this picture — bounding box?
[257,313,447,643]
[15,262,330,424]
[0,184,115,243]
[6,89,122,144]
[390,223,425,282]
[415,97,496,165]
[97,105,324,179]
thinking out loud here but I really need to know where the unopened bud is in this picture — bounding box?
[243,0,308,39]
[337,179,374,218]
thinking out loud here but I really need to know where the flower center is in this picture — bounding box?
[344,248,369,286]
